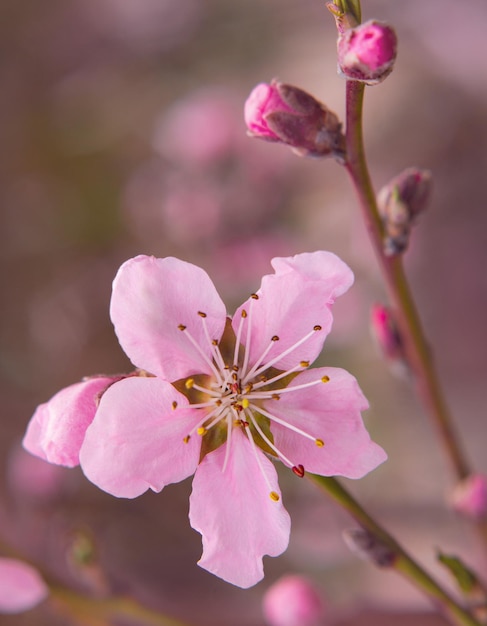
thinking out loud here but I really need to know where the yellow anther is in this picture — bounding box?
[313,325,322,331]
[300,361,310,368]
[172,401,178,410]
[232,365,239,372]
[271,335,280,342]
[212,339,218,345]
[251,293,259,300]
[269,491,280,502]
[321,375,330,383]
[244,383,253,393]
[241,398,249,409]
[197,427,207,436]
[198,311,207,318]
[185,378,194,389]
[241,309,248,318]
[178,324,186,331]
[272,394,280,400]
[215,399,222,406]
[183,435,191,444]
[315,438,325,448]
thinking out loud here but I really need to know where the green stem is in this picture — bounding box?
[344,80,471,482]
[49,587,191,626]
[311,475,482,626]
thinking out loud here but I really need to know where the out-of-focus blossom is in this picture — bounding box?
[153,88,238,164]
[263,574,325,626]
[23,375,122,467]
[377,168,432,256]
[337,20,397,85]
[86,0,202,55]
[0,558,48,614]
[450,474,487,520]
[25,253,386,588]
[245,80,346,160]
[7,445,68,501]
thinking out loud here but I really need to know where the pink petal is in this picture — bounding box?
[189,429,291,588]
[0,558,48,613]
[110,255,227,380]
[233,251,354,372]
[22,376,116,467]
[79,377,202,498]
[265,367,387,478]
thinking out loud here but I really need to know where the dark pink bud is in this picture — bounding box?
[244,80,346,160]
[370,303,408,375]
[337,20,397,85]
[450,474,487,520]
[263,575,325,626]
[377,167,432,256]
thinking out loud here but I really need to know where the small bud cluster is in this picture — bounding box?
[343,527,396,568]
[245,80,346,161]
[377,167,432,256]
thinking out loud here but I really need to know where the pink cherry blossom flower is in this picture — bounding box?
[72,252,386,588]
[0,558,48,613]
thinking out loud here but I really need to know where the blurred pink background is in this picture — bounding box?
[1,0,486,624]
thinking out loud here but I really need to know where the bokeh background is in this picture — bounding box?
[1,0,487,624]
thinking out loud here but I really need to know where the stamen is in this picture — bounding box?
[251,363,306,391]
[250,403,324,446]
[178,324,223,384]
[198,312,228,376]
[292,464,305,478]
[172,401,178,410]
[197,427,207,436]
[221,414,234,473]
[242,420,279,503]
[233,310,247,367]
[241,294,258,378]
[246,410,296,469]
[252,375,330,397]
[244,326,320,382]
[183,435,191,444]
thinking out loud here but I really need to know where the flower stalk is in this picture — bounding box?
[343,79,472,484]
[310,475,483,626]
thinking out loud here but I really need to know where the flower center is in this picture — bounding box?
[176,295,329,501]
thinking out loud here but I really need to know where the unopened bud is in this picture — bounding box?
[244,80,346,161]
[450,474,487,521]
[370,303,408,376]
[377,167,432,256]
[337,20,397,85]
[343,527,396,568]
[263,575,325,626]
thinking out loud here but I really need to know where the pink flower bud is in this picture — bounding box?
[337,20,397,85]
[263,575,325,626]
[450,474,487,520]
[370,304,408,375]
[244,80,346,160]
[377,167,432,256]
